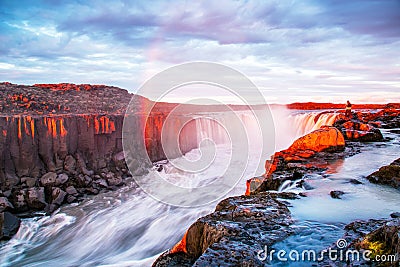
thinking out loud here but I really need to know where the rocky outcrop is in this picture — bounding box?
[0,211,21,240]
[246,126,346,195]
[265,126,345,175]
[333,119,383,142]
[318,217,400,266]
[153,192,295,267]
[367,158,400,190]
[356,108,400,129]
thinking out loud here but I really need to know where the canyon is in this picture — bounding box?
[0,82,399,266]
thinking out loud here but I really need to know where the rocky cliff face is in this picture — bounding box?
[0,83,201,219]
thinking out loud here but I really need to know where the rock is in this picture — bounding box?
[40,172,57,187]
[85,187,99,195]
[333,120,383,142]
[66,195,76,203]
[93,179,108,188]
[330,190,345,199]
[63,155,77,173]
[105,173,123,186]
[390,212,400,218]
[319,217,400,266]
[153,193,293,266]
[76,153,94,176]
[56,173,69,186]
[0,212,21,240]
[367,158,400,189]
[65,186,78,196]
[51,187,67,206]
[26,187,47,210]
[0,197,14,212]
[265,126,345,176]
[25,177,38,187]
[286,126,345,154]
[348,178,363,185]
[11,189,28,212]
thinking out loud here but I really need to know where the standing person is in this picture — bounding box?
[345,100,352,118]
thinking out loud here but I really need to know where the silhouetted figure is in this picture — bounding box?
[345,100,352,118]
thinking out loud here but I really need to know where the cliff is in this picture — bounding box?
[0,83,200,218]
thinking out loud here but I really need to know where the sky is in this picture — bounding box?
[0,0,399,104]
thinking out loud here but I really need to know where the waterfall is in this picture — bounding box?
[289,112,340,137]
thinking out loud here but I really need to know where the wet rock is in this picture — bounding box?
[51,187,66,206]
[153,193,293,266]
[330,190,345,199]
[63,155,77,174]
[390,212,400,218]
[26,187,47,210]
[334,119,383,142]
[56,173,69,186]
[319,217,400,266]
[40,172,57,187]
[0,211,21,240]
[65,185,78,196]
[0,197,14,212]
[367,158,400,190]
[348,178,363,185]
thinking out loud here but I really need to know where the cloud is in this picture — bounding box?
[0,0,399,103]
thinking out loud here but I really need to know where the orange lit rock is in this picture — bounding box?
[170,231,188,254]
[264,126,345,177]
[333,120,383,142]
[59,118,67,137]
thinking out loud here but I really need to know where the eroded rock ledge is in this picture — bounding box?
[367,158,400,190]
[153,192,295,267]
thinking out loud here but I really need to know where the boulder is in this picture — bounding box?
[40,172,57,187]
[367,158,400,189]
[390,212,400,218]
[286,126,345,154]
[333,120,383,142]
[56,173,69,186]
[265,126,345,176]
[26,187,47,210]
[330,190,345,199]
[11,189,28,212]
[65,186,78,196]
[51,187,67,206]
[25,177,38,187]
[0,197,14,212]
[106,174,123,186]
[93,179,108,188]
[0,212,21,240]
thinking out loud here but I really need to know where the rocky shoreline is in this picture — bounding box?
[153,109,400,266]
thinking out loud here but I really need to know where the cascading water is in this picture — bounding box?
[1,108,396,267]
